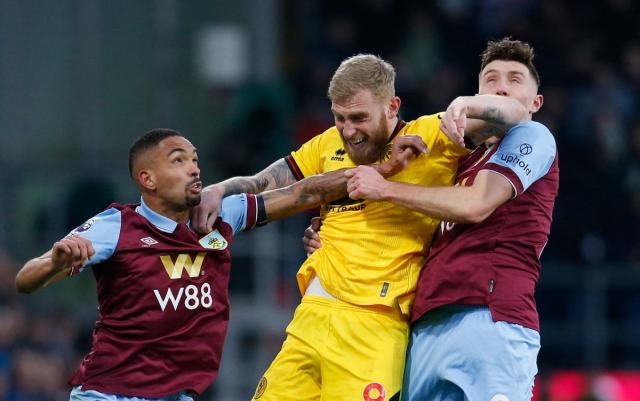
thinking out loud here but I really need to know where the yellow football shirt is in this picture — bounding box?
[287,114,468,316]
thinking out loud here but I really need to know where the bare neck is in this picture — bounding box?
[386,116,400,140]
[141,194,190,224]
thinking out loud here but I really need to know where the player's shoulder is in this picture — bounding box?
[499,121,557,161]
[405,113,442,127]
[301,126,344,154]
[320,125,341,140]
[508,121,555,142]
[402,113,442,137]
[71,206,122,236]
[302,126,341,145]
[88,206,123,223]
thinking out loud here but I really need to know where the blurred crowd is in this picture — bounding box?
[2,0,640,399]
[0,251,78,400]
[214,0,640,265]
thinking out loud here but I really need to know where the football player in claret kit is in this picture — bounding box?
[15,127,422,401]
[345,38,559,401]
[16,129,258,400]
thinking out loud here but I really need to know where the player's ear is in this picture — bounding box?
[388,96,401,119]
[530,94,543,114]
[138,170,156,190]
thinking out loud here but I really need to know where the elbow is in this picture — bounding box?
[458,202,494,224]
[15,268,38,294]
[503,97,528,124]
[15,277,32,294]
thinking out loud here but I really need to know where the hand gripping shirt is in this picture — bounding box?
[285,115,467,316]
[411,121,560,331]
[67,195,259,397]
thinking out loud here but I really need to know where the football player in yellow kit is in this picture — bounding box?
[193,54,527,401]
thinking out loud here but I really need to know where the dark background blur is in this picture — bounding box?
[1,0,639,400]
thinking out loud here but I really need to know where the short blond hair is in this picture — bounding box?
[328,54,396,103]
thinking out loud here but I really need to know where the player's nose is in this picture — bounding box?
[342,120,357,138]
[494,80,509,96]
[189,162,200,176]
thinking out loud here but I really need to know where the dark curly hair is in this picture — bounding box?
[480,38,541,87]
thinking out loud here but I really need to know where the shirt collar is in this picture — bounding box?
[136,197,191,233]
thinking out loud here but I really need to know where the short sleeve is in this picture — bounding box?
[68,207,122,270]
[219,193,259,235]
[484,121,556,195]
[286,130,330,179]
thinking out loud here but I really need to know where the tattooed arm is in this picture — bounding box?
[257,135,428,224]
[259,169,348,223]
[192,159,297,232]
[439,95,528,147]
[214,158,297,196]
[193,135,427,231]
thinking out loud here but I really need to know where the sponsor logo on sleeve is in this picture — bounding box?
[199,229,228,250]
[73,219,95,233]
[499,153,532,176]
[519,143,532,155]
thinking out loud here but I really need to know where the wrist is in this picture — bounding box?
[51,261,68,275]
[461,96,479,118]
[205,184,226,197]
[376,162,395,178]
[379,181,393,201]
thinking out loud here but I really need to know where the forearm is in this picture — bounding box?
[15,255,68,294]
[380,181,491,224]
[208,159,297,196]
[211,176,271,196]
[464,95,528,145]
[260,159,407,222]
[261,169,349,222]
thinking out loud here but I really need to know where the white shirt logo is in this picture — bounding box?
[140,237,158,246]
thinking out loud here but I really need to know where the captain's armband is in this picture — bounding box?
[256,194,268,227]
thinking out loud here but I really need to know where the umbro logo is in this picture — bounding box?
[140,237,159,246]
[331,148,346,161]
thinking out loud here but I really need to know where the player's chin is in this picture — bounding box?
[186,194,202,207]
[348,147,378,165]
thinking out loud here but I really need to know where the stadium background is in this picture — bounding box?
[0,0,639,399]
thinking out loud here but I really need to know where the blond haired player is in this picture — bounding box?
[192,54,527,401]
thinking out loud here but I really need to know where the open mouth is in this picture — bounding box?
[350,137,366,146]
[189,181,203,194]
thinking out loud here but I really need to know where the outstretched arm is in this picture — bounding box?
[440,95,528,147]
[346,167,513,224]
[192,159,298,233]
[258,135,428,224]
[213,158,298,195]
[259,168,347,223]
[16,235,95,294]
